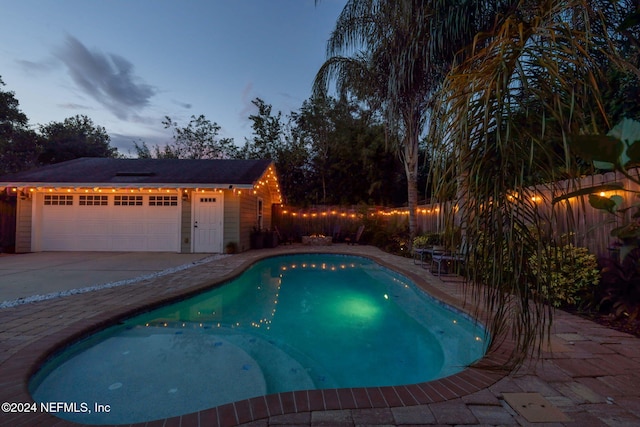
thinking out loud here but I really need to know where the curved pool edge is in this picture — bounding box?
[9,246,514,427]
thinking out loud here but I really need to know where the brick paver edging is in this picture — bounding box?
[0,247,514,427]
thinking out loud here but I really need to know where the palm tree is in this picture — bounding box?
[315,0,521,238]
[429,0,631,366]
[314,1,438,239]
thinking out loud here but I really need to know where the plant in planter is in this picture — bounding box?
[225,241,238,254]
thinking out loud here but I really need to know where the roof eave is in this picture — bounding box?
[1,182,256,190]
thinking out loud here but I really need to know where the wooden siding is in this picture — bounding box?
[239,192,259,252]
[224,191,241,251]
[237,175,276,252]
[0,197,16,253]
[15,196,32,253]
[180,193,191,253]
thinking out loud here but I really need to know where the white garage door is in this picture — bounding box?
[39,193,181,252]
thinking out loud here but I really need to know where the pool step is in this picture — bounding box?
[225,333,319,392]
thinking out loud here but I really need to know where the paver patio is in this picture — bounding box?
[1,245,639,426]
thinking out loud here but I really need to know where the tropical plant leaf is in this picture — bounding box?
[609,117,640,144]
[608,118,640,166]
[611,223,640,239]
[588,194,619,213]
[551,183,624,204]
[610,195,625,209]
[568,135,623,169]
[626,140,640,165]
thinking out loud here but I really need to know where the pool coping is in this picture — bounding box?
[0,246,514,427]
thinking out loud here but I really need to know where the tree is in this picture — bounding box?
[598,0,640,124]
[293,95,336,204]
[293,95,404,205]
[314,0,481,238]
[239,98,311,204]
[428,0,632,367]
[277,125,313,206]
[38,115,117,164]
[240,98,285,160]
[157,115,238,159]
[0,76,40,174]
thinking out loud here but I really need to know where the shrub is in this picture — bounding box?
[412,232,442,248]
[529,244,601,308]
[598,248,640,321]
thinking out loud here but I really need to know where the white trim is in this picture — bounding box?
[191,191,225,253]
[1,182,255,190]
[257,197,264,230]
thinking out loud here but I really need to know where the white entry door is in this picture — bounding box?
[193,192,224,253]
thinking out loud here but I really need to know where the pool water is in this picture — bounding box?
[30,254,487,425]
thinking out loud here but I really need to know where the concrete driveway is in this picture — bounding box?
[0,251,219,305]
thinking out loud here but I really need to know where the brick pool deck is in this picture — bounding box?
[1,245,640,426]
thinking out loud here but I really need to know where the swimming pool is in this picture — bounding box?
[30,254,488,425]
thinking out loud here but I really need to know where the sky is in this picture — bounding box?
[0,0,347,155]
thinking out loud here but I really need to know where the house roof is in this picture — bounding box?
[0,158,275,189]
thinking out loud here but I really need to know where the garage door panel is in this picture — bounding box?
[146,236,177,251]
[111,236,148,251]
[47,220,78,235]
[40,194,180,252]
[74,220,106,234]
[146,221,175,234]
[114,220,147,234]
[73,237,111,251]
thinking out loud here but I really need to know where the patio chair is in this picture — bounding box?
[413,245,444,267]
[430,243,467,276]
[345,225,365,245]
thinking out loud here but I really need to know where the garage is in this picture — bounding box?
[37,193,181,252]
[1,157,282,254]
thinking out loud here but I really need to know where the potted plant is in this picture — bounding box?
[225,241,238,254]
[250,227,264,249]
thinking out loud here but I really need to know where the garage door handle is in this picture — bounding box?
[194,221,198,228]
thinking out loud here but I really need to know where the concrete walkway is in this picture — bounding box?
[1,245,639,426]
[0,251,216,304]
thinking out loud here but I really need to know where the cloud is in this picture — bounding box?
[16,58,57,75]
[55,35,157,120]
[172,99,192,109]
[58,102,94,111]
[110,131,170,156]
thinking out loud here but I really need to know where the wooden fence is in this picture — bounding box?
[272,202,450,244]
[524,170,631,258]
[274,170,636,258]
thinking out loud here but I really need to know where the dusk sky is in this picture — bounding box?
[0,0,346,155]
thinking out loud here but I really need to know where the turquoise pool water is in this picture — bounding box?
[30,254,487,425]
